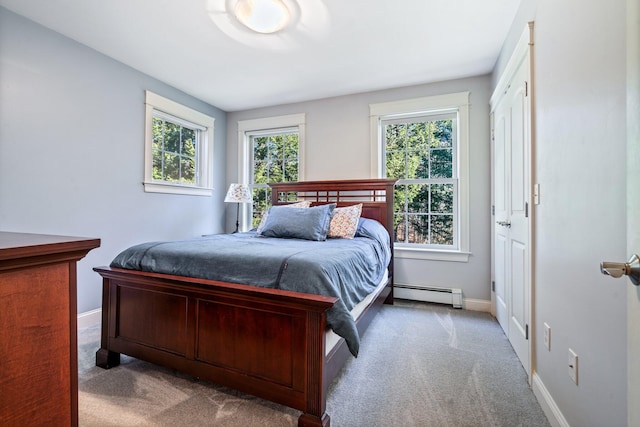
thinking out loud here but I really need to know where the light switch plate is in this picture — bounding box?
[568,348,578,384]
[543,323,551,351]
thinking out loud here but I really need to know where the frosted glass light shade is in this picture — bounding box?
[234,0,290,34]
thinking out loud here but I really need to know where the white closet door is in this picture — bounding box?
[491,23,533,376]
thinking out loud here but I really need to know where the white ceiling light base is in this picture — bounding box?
[207,0,329,50]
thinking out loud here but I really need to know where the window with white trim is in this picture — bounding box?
[249,129,300,227]
[144,91,214,196]
[237,114,306,230]
[370,92,470,262]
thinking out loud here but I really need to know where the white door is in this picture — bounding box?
[627,0,639,424]
[493,99,509,331]
[491,24,533,376]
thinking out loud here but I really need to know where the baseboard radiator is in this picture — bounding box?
[394,284,463,309]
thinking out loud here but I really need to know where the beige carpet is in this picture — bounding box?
[78,300,550,426]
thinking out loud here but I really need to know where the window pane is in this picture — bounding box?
[164,122,180,153]
[268,159,284,182]
[407,122,428,151]
[430,148,453,178]
[284,134,298,157]
[151,115,202,186]
[181,128,195,156]
[394,213,405,243]
[284,159,298,182]
[164,153,180,182]
[152,149,163,180]
[432,120,453,148]
[431,215,454,245]
[254,160,268,184]
[406,150,428,179]
[254,136,268,159]
[430,184,454,213]
[407,184,428,213]
[268,136,281,159]
[386,150,406,179]
[181,158,195,183]
[385,123,406,151]
[393,185,407,214]
[252,187,269,227]
[152,118,163,151]
[407,214,429,244]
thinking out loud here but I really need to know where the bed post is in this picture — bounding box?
[380,178,396,304]
[298,309,331,427]
[95,276,120,369]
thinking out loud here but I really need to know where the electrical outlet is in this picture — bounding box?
[543,323,551,351]
[568,349,578,384]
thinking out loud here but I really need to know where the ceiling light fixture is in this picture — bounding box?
[234,0,290,34]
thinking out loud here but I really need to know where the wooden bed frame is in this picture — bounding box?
[94,179,396,427]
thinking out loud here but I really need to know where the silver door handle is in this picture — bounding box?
[600,254,640,286]
[496,220,511,228]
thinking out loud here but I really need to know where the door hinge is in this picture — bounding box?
[525,201,529,218]
[525,81,528,97]
[525,324,529,340]
[491,280,495,292]
[492,205,495,216]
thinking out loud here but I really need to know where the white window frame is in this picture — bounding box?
[237,113,306,231]
[370,92,470,262]
[143,90,215,196]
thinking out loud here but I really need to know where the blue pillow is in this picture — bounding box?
[260,204,336,241]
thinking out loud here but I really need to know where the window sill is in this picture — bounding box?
[394,246,471,262]
[143,181,213,197]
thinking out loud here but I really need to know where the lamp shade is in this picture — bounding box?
[224,183,253,203]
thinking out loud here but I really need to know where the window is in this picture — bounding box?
[370,92,470,262]
[249,130,299,227]
[144,91,214,196]
[237,114,306,230]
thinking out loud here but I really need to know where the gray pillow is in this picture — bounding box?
[260,203,336,241]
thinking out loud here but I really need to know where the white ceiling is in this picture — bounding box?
[0,0,521,112]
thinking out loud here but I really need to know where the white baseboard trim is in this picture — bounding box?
[462,298,491,313]
[532,372,570,427]
[77,308,101,329]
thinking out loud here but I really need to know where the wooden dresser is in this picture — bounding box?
[0,232,100,427]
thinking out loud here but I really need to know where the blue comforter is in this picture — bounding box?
[110,218,391,356]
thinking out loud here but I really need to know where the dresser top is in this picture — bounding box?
[0,231,100,262]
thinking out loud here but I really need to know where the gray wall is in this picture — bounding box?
[0,8,228,313]
[494,0,627,425]
[226,76,493,303]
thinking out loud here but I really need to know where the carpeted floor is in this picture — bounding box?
[78,300,550,426]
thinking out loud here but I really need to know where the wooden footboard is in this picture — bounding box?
[94,267,336,426]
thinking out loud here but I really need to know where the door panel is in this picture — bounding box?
[495,233,508,327]
[511,88,525,213]
[507,59,530,372]
[494,100,509,331]
[491,29,532,376]
[511,239,526,333]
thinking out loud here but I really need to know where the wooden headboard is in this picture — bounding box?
[268,179,397,241]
